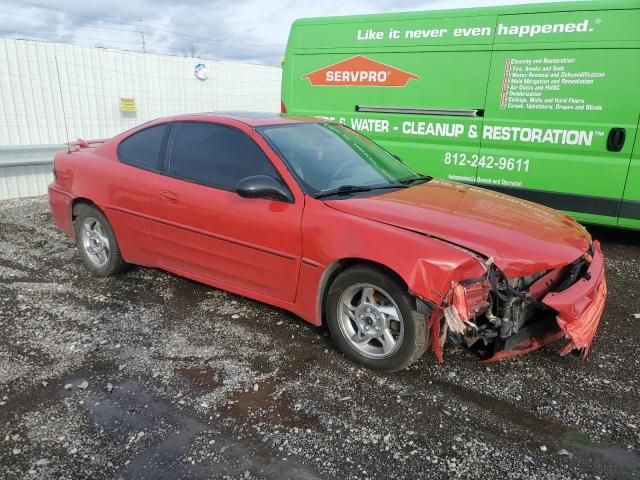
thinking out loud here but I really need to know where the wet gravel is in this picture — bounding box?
[1,196,639,480]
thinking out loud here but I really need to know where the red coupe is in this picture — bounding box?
[48,113,606,371]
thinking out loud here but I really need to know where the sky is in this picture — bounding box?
[0,0,576,65]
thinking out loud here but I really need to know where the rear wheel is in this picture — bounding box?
[73,204,130,276]
[326,265,430,372]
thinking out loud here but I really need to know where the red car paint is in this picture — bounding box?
[323,180,591,278]
[48,113,606,362]
[544,241,607,357]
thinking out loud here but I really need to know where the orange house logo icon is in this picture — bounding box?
[302,55,420,87]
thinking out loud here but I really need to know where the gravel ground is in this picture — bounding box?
[1,196,639,480]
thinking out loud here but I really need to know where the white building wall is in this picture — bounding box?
[0,38,282,199]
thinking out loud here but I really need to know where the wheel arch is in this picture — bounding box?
[69,197,103,240]
[316,258,414,328]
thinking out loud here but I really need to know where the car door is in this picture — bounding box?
[150,120,303,302]
[107,122,171,266]
[619,115,640,229]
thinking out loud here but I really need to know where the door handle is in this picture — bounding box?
[159,190,178,204]
[607,128,626,152]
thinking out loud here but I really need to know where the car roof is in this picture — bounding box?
[169,112,325,127]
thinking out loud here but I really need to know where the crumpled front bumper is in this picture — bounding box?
[542,240,606,358]
[484,241,606,362]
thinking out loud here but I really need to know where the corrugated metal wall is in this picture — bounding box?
[0,38,282,200]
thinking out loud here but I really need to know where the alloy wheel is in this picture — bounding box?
[337,283,405,359]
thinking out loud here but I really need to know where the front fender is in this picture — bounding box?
[304,199,487,308]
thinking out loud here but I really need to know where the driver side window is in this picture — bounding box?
[169,122,278,190]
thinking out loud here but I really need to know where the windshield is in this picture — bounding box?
[257,123,422,196]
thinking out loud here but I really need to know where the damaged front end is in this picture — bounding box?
[428,241,606,363]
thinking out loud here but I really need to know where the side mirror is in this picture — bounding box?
[236,175,293,203]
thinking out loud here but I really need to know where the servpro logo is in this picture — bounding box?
[302,55,419,87]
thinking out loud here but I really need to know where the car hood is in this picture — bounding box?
[323,179,591,277]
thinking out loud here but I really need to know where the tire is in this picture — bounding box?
[73,204,131,276]
[326,265,430,372]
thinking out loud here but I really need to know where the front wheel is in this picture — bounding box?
[326,265,430,372]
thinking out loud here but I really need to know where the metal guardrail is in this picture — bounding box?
[0,144,65,168]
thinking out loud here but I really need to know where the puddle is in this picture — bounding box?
[121,415,208,480]
[79,378,321,479]
[562,430,640,472]
[84,380,171,430]
[78,379,204,479]
[438,380,640,474]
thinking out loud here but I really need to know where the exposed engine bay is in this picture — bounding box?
[432,244,599,362]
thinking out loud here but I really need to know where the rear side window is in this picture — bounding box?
[169,122,278,190]
[118,124,168,170]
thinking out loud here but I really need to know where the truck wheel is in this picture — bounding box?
[73,204,130,276]
[326,265,430,372]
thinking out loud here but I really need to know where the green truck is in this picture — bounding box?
[281,0,640,229]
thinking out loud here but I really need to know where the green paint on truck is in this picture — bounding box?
[281,0,640,228]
